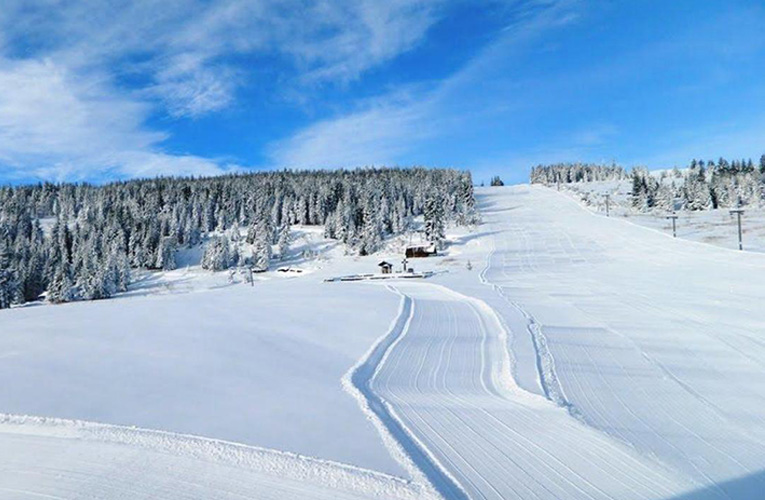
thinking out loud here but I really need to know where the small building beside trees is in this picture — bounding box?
[405,244,437,258]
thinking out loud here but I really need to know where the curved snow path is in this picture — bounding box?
[0,414,424,500]
[367,282,704,500]
[342,289,460,500]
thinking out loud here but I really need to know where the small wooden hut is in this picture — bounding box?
[378,261,394,274]
[405,244,437,258]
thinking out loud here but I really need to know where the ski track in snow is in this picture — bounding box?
[0,414,424,500]
[364,282,703,500]
[342,287,457,500]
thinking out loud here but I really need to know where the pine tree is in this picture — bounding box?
[423,195,446,247]
[246,220,258,244]
[77,240,111,300]
[457,174,478,225]
[201,236,231,271]
[252,219,272,272]
[655,183,673,211]
[277,223,291,260]
[685,165,711,211]
[359,201,382,256]
[0,233,19,309]
[48,264,74,304]
[155,236,177,271]
[631,171,646,209]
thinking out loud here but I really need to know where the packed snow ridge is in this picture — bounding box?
[0,414,426,500]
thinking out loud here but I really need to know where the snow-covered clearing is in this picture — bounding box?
[0,278,404,476]
[0,225,445,498]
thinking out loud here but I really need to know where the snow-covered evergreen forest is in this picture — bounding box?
[0,168,476,308]
[531,157,765,212]
[530,163,628,184]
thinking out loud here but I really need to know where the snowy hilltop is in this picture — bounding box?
[532,160,765,253]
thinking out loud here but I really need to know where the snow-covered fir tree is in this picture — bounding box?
[48,265,74,304]
[423,194,446,247]
[0,231,19,309]
[630,169,661,211]
[201,236,231,271]
[251,219,272,272]
[277,222,291,260]
[155,236,177,271]
[684,162,712,211]
[358,196,383,256]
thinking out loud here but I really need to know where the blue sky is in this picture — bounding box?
[0,0,764,185]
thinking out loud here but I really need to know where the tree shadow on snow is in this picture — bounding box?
[450,230,502,245]
[476,198,522,214]
[665,469,765,500]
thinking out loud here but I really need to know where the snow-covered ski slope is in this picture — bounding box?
[369,282,697,499]
[3,184,765,499]
[458,185,765,499]
[348,184,765,499]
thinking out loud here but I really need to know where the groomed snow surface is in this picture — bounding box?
[3,185,765,498]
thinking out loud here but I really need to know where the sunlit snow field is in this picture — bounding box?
[3,186,765,499]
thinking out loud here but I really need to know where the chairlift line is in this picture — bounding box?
[729,207,745,251]
[604,194,610,217]
[666,212,679,238]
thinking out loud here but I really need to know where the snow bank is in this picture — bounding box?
[0,413,424,499]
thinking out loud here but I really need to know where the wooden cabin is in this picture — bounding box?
[378,261,394,274]
[405,244,437,258]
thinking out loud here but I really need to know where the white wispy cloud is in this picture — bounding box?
[269,0,581,169]
[0,0,446,117]
[270,0,765,181]
[0,0,451,181]
[269,88,435,168]
[0,55,243,182]
[0,58,179,180]
[287,0,447,84]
